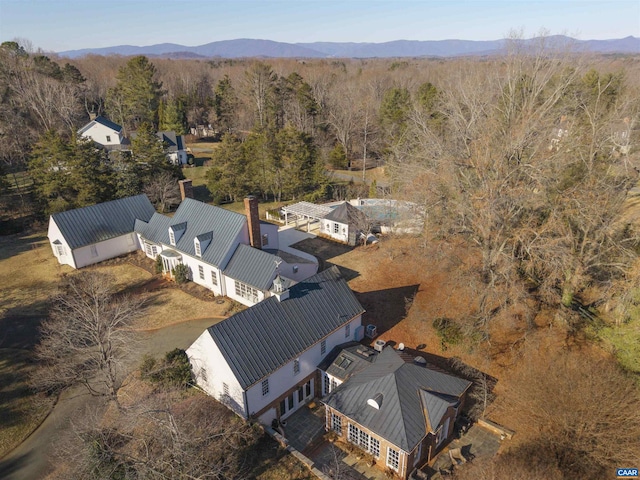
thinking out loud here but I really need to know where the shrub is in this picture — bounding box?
[432,317,463,349]
[140,349,192,388]
[172,263,190,284]
[328,143,348,169]
[154,255,163,274]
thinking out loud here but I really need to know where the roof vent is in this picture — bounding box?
[374,339,386,352]
[398,343,405,351]
[367,393,383,410]
[414,356,427,366]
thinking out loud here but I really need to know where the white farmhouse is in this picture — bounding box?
[47,194,156,269]
[77,116,127,151]
[187,266,365,425]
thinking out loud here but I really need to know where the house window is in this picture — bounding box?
[333,223,339,234]
[198,265,204,280]
[321,339,326,356]
[345,324,350,338]
[293,359,300,375]
[305,380,311,397]
[324,374,330,395]
[169,230,176,246]
[386,448,400,471]
[262,233,268,246]
[55,244,65,256]
[106,135,111,142]
[145,243,158,258]
[195,240,201,257]
[234,280,259,304]
[211,270,218,286]
[370,438,380,458]
[293,265,298,274]
[288,393,294,410]
[90,245,98,258]
[348,424,359,443]
[261,378,269,396]
[298,386,304,402]
[222,382,229,397]
[359,429,369,450]
[332,413,342,435]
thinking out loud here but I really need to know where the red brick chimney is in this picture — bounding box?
[244,195,261,249]
[178,179,193,201]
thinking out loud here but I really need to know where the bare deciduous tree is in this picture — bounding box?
[143,171,181,213]
[32,271,144,401]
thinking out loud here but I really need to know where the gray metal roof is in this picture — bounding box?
[77,116,123,135]
[224,244,282,291]
[51,195,155,249]
[157,131,185,152]
[323,347,471,452]
[318,341,378,381]
[134,198,247,269]
[324,202,368,226]
[206,266,365,390]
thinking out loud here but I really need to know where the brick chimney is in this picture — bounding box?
[178,179,193,201]
[244,195,261,249]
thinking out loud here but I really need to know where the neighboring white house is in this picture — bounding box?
[77,116,127,150]
[134,196,318,307]
[157,131,188,165]
[187,266,365,426]
[48,194,156,269]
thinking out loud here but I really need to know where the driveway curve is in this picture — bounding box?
[0,317,219,480]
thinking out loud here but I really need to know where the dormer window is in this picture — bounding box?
[195,239,201,257]
[169,222,187,246]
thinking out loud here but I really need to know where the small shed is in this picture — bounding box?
[321,202,369,246]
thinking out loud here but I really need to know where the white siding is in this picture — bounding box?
[72,233,140,268]
[187,331,246,417]
[48,218,76,268]
[259,223,279,250]
[322,219,349,243]
[80,122,122,146]
[245,315,362,418]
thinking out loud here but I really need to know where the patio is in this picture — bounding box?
[282,405,388,480]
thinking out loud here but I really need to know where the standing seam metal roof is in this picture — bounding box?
[324,347,471,452]
[51,195,155,249]
[324,202,368,225]
[77,116,123,135]
[223,244,283,291]
[207,266,365,390]
[134,198,247,269]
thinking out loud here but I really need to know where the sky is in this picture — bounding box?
[0,0,638,53]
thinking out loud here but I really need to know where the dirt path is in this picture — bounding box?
[0,317,219,480]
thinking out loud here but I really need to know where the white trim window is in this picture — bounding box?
[386,447,400,471]
[55,244,65,256]
[169,230,176,246]
[293,359,300,375]
[261,378,269,396]
[333,223,340,234]
[235,280,259,304]
[90,245,98,258]
[262,233,268,246]
[345,323,350,338]
[195,240,201,257]
[348,423,359,443]
[321,339,326,355]
[198,265,204,280]
[331,413,342,435]
[211,270,218,286]
[370,437,380,458]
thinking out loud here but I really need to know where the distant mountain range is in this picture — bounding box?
[58,36,640,59]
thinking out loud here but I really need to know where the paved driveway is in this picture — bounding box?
[0,317,220,480]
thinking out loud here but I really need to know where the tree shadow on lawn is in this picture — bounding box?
[0,233,48,262]
[355,284,420,336]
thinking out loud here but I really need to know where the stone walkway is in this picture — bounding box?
[431,423,503,475]
[282,406,387,480]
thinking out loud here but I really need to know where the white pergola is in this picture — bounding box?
[281,202,333,232]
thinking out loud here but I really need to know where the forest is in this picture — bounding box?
[1,35,640,478]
